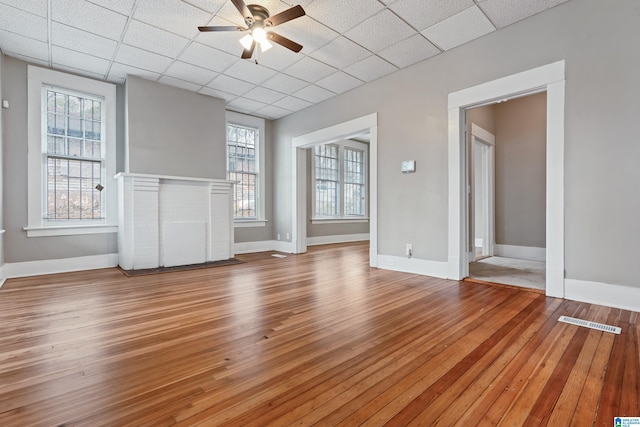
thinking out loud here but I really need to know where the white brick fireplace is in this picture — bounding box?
[116,173,235,270]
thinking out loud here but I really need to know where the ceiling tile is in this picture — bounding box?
[86,0,136,15]
[0,0,47,17]
[250,44,303,71]
[134,0,210,39]
[207,74,255,96]
[0,4,47,41]
[478,0,569,29]
[0,29,48,62]
[244,86,287,104]
[198,86,237,102]
[256,104,292,119]
[378,34,440,68]
[4,51,49,66]
[273,16,339,54]
[107,62,161,83]
[164,61,219,85]
[51,22,119,60]
[310,36,370,69]
[158,75,203,91]
[178,42,238,72]
[344,55,398,82]
[223,60,277,85]
[262,73,309,93]
[123,20,191,58]
[114,44,174,73]
[273,95,312,112]
[305,0,385,33]
[227,97,268,114]
[422,5,496,51]
[293,84,334,103]
[283,56,336,83]
[182,0,227,14]
[51,0,128,40]
[344,9,416,52]
[51,45,111,76]
[388,0,474,31]
[315,71,364,94]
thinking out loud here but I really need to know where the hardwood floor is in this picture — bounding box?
[0,242,638,426]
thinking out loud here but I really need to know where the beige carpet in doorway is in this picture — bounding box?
[469,256,545,291]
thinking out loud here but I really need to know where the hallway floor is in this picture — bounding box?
[469,256,546,291]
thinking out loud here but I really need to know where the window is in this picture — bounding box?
[45,89,104,220]
[226,111,266,227]
[227,123,258,219]
[26,66,117,237]
[312,141,368,221]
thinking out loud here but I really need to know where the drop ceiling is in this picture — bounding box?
[0,0,568,119]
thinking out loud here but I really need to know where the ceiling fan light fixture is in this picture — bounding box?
[252,26,268,44]
[239,33,254,50]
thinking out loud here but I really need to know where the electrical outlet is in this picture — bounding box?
[406,243,412,258]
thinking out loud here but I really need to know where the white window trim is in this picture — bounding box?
[226,111,266,227]
[26,65,117,237]
[311,139,369,222]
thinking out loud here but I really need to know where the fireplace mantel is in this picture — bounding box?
[115,173,235,270]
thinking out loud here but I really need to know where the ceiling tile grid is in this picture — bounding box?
[0,0,569,119]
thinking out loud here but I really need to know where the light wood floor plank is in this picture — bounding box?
[0,242,637,426]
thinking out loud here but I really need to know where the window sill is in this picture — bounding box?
[234,220,268,228]
[24,224,118,237]
[311,217,369,225]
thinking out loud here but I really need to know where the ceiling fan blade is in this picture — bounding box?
[266,5,305,27]
[198,25,245,32]
[241,40,256,59]
[268,32,303,53]
[231,0,253,20]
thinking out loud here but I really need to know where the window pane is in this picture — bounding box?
[344,148,365,215]
[47,158,102,220]
[227,124,259,219]
[314,144,340,217]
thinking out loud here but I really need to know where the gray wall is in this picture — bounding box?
[272,0,640,288]
[125,75,226,179]
[1,56,117,263]
[494,93,546,248]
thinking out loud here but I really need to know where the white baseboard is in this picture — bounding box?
[494,244,545,262]
[233,240,295,254]
[565,279,640,313]
[307,233,370,246]
[4,254,119,279]
[378,254,449,279]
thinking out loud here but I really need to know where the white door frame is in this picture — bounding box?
[470,124,495,261]
[291,113,378,267]
[448,61,565,298]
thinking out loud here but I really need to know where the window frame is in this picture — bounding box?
[311,139,369,223]
[26,65,117,237]
[226,111,267,228]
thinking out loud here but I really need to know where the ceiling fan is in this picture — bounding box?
[198,0,306,59]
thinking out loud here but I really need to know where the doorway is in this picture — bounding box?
[447,61,565,298]
[291,113,378,267]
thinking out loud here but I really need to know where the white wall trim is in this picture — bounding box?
[448,60,565,299]
[4,254,119,279]
[378,255,449,279]
[307,233,370,246]
[291,113,378,268]
[233,240,296,254]
[494,244,546,262]
[565,279,640,313]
